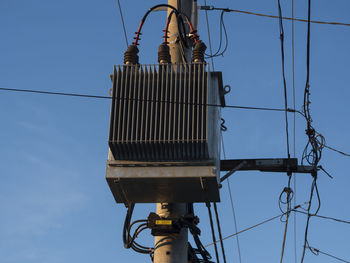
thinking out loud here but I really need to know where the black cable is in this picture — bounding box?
[300,175,321,263]
[277,0,291,160]
[201,6,350,27]
[205,10,229,59]
[0,87,301,114]
[324,145,350,157]
[116,0,128,48]
[205,213,285,247]
[203,0,215,70]
[206,202,220,263]
[293,210,350,225]
[213,203,227,263]
[279,176,293,263]
[307,246,350,263]
[122,204,153,255]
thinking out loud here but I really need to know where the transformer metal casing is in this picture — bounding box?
[106,63,224,203]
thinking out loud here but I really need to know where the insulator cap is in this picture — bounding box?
[192,40,207,63]
[124,45,139,65]
[158,43,171,64]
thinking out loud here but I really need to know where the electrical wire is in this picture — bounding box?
[201,6,350,27]
[277,0,291,160]
[203,0,215,71]
[206,202,220,263]
[300,175,321,263]
[205,10,229,59]
[116,0,128,48]
[306,246,350,263]
[221,134,243,263]
[0,87,301,114]
[122,204,153,255]
[276,2,292,261]
[291,1,297,262]
[278,176,293,263]
[132,4,198,47]
[213,203,227,263]
[293,209,350,225]
[205,212,285,248]
[324,145,350,157]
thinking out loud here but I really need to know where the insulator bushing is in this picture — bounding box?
[158,43,171,64]
[192,40,207,63]
[124,45,139,65]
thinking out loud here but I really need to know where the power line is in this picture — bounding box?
[277,0,291,161]
[0,87,300,113]
[213,203,227,263]
[291,0,297,262]
[221,133,243,263]
[203,0,215,70]
[294,209,350,225]
[201,6,350,27]
[206,202,220,263]
[325,145,350,157]
[307,246,350,263]
[205,213,284,248]
[116,0,129,48]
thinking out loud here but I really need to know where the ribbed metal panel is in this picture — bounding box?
[108,63,211,161]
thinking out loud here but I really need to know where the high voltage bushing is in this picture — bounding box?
[158,43,171,64]
[124,45,139,65]
[192,40,207,63]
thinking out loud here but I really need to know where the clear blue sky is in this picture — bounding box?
[1,0,350,262]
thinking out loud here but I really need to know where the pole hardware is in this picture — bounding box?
[220,158,318,182]
[148,212,200,237]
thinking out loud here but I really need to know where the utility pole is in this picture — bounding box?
[153,1,194,262]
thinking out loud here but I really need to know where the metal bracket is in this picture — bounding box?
[220,158,317,182]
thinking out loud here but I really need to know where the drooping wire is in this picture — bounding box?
[203,0,215,70]
[200,6,350,27]
[123,203,153,255]
[300,175,321,263]
[293,209,350,225]
[277,0,291,160]
[205,212,287,248]
[206,202,220,263]
[222,134,242,263]
[324,144,350,157]
[278,176,293,263]
[132,4,179,46]
[0,87,303,114]
[213,203,227,263]
[116,0,128,48]
[132,4,198,47]
[205,10,229,59]
[291,0,298,262]
[277,2,292,261]
[307,247,350,263]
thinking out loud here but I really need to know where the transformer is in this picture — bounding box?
[106,63,225,203]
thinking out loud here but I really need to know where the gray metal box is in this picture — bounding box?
[106,63,223,204]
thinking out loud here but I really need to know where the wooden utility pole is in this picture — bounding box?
[153,1,194,262]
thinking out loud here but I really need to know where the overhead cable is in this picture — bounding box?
[294,209,350,225]
[277,0,291,160]
[116,0,129,48]
[324,145,350,157]
[206,202,220,263]
[0,87,300,113]
[222,135,243,263]
[307,246,350,263]
[203,0,215,70]
[205,213,284,247]
[213,203,227,263]
[291,0,297,262]
[200,6,350,27]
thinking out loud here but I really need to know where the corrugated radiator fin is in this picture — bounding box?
[108,63,211,161]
